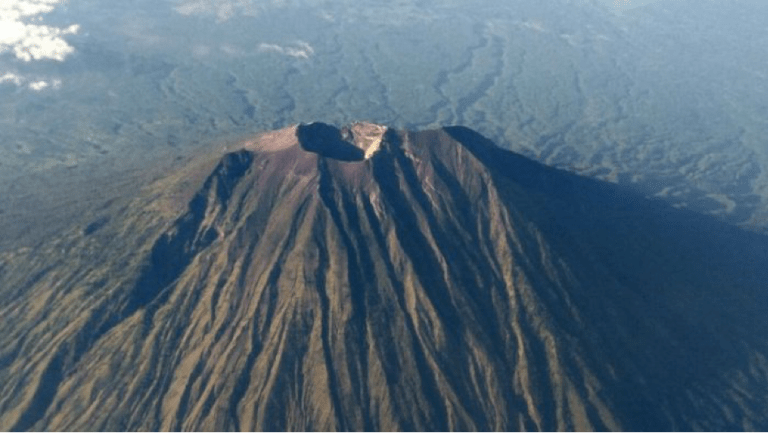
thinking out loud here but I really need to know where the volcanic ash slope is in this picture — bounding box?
[1,122,768,431]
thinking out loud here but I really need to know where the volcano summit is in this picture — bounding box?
[1,123,768,431]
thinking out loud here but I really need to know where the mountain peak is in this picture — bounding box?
[2,124,768,431]
[241,121,389,162]
[342,122,388,159]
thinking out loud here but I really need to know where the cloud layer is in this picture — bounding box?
[0,0,79,62]
[257,41,314,59]
[0,72,62,90]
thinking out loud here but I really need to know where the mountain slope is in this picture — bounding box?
[1,123,768,431]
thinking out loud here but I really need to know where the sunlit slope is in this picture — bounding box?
[1,124,768,431]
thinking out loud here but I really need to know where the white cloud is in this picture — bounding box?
[519,20,547,33]
[0,72,25,86]
[257,43,284,53]
[0,71,61,90]
[0,0,79,62]
[28,80,49,90]
[257,41,314,59]
[175,0,263,22]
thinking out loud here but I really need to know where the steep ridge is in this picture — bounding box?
[1,123,768,431]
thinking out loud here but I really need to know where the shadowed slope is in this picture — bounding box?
[297,123,365,162]
[1,124,767,431]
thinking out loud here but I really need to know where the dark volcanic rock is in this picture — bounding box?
[297,122,365,162]
[1,123,768,431]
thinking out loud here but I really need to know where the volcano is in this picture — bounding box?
[1,122,768,431]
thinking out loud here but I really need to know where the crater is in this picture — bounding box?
[296,122,387,162]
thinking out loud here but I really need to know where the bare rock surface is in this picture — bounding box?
[1,124,768,431]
